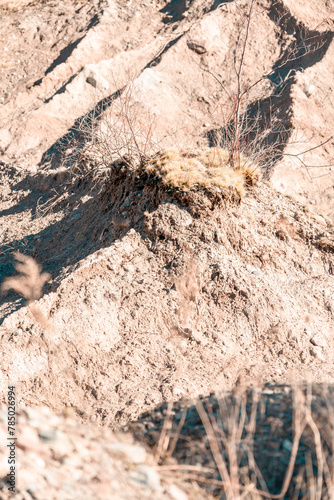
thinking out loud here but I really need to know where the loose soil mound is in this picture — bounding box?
[1,162,334,430]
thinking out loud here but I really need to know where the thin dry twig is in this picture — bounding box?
[155,401,174,462]
[198,0,332,177]
[193,387,311,500]
[165,403,189,459]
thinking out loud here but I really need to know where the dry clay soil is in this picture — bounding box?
[0,0,334,498]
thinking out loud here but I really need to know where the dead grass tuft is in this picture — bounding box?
[1,252,51,303]
[143,147,261,196]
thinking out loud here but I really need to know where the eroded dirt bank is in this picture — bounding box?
[1,0,334,498]
[1,163,334,428]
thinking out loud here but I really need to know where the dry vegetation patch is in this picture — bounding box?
[129,384,334,500]
[143,148,261,196]
[1,252,50,304]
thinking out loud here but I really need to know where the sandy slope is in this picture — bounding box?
[1,162,334,427]
[0,0,334,498]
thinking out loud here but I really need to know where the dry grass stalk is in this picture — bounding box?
[195,398,235,499]
[157,385,334,499]
[2,252,50,303]
[155,400,175,462]
[199,0,333,177]
[164,403,189,460]
[1,252,50,326]
[35,190,67,219]
[70,73,164,181]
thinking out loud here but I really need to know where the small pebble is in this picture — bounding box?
[107,443,147,464]
[310,346,325,361]
[134,465,162,491]
[167,484,188,500]
[122,263,135,273]
[312,214,327,227]
[310,333,327,348]
[187,39,207,54]
[303,84,316,98]
[260,253,270,263]
[38,428,58,442]
[283,439,293,452]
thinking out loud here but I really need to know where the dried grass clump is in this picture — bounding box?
[1,252,50,303]
[1,252,51,327]
[143,147,261,196]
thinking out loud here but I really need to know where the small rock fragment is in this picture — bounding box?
[246,264,256,273]
[318,237,334,251]
[259,253,269,263]
[300,349,310,364]
[167,484,188,500]
[187,39,207,54]
[134,465,162,491]
[268,325,283,342]
[310,333,327,348]
[303,84,316,98]
[310,346,325,361]
[276,229,288,241]
[122,263,135,273]
[107,443,147,464]
[0,128,11,150]
[49,431,74,459]
[312,214,327,227]
[189,329,207,345]
[86,71,110,91]
[38,428,58,442]
[112,215,130,228]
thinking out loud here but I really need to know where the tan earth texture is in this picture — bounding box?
[0,0,334,499]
